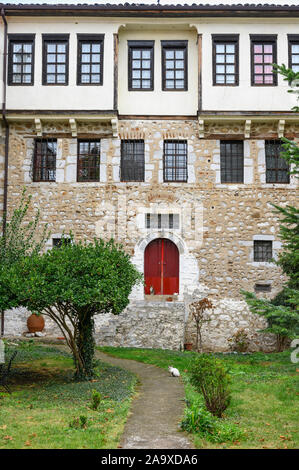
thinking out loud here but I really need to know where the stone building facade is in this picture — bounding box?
[1,3,299,351]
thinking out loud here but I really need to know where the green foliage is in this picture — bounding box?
[69,416,88,429]
[274,64,299,112]
[6,238,142,379]
[91,389,102,410]
[242,290,299,351]
[181,401,244,443]
[0,189,50,312]
[189,355,231,418]
[272,204,299,289]
[228,328,250,353]
[243,64,299,350]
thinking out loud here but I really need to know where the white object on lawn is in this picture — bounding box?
[168,366,180,377]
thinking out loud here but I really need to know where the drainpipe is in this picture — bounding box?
[1,7,8,336]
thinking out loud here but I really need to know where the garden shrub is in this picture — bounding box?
[181,401,244,443]
[228,328,250,352]
[91,389,102,410]
[189,354,231,417]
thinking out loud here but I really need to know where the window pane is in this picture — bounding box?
[163,45,186,90]
[10,39,34,84]
[121,140,145,182]
[34,139,57,182]
[220,141,243,183]
[164,140,187,182]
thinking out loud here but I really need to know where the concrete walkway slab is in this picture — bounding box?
[96,351,193,449]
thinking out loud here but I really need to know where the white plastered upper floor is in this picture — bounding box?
[0,15,298,114]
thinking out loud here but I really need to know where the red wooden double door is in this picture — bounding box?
[144,238,179,295]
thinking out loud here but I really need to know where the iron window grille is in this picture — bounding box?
[161,41,188,91]
[288,35,299,73]
[8,34,35,85]
[145,213,180,230]
[212,35,239,86]
[253,241,273,262]
[164,140,188,182]
[77,140,101,182]
[121,140,145,182]
[250,35,277,86]
[220,140,244,183]
[33,139,57,182]
[42,34,69,85]
[128,41,154,91]
[77,34,104,85]
[265,140,290,183]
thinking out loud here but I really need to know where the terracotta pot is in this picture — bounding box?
[27,313,45,333]
[184,342,193,351]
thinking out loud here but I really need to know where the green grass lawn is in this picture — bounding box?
[0,341,137,449]
[99,346,299,449]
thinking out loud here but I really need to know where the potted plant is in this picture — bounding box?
[27,311,45,333]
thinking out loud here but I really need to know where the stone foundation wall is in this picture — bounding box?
[184,298,277,352]
[4,298,277,352]
[4,301,186,351]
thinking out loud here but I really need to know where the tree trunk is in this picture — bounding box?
[74,313,95,380]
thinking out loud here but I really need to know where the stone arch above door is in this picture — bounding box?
[130,232,206,302]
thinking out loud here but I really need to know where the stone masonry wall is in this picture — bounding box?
[2,119,298,351]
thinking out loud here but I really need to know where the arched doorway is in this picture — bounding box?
[144,238,179,295]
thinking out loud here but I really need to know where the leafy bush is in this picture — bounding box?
[181,401,244,443]
[69,415,88,429]
[228,328,250,353]
[189,355,231,418]
[91,389,102,410]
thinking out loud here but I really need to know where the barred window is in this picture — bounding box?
[33,139,57,182]
[254,241,273,262]
[164,140,187,182]
[161,41,188,91]
[145,213,180,229]
[128,41,154,91]
[43,35,69,85]
[265,140,290,184]
[53,238,71,248]
[251,35,277,86]
[77,35,104,85]
[212,35,239,86]
[8,35,35,85]
[254,283,272,293]
[121,140,144,182]
[220,140,244,183]
[77,140,101,182]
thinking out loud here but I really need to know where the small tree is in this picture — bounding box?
[0,189,50,331]
[242,290,298,352]
[189,355,231,418]
[7,238,142,380]
[189,298,213,352]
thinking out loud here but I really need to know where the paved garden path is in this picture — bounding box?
[96,351,193,449]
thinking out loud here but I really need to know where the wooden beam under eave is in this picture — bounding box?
[34,118,42,137]
[198,119,204,138]
[69,118,77,137]
[244,119,251,138]
[277,119,285,138]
